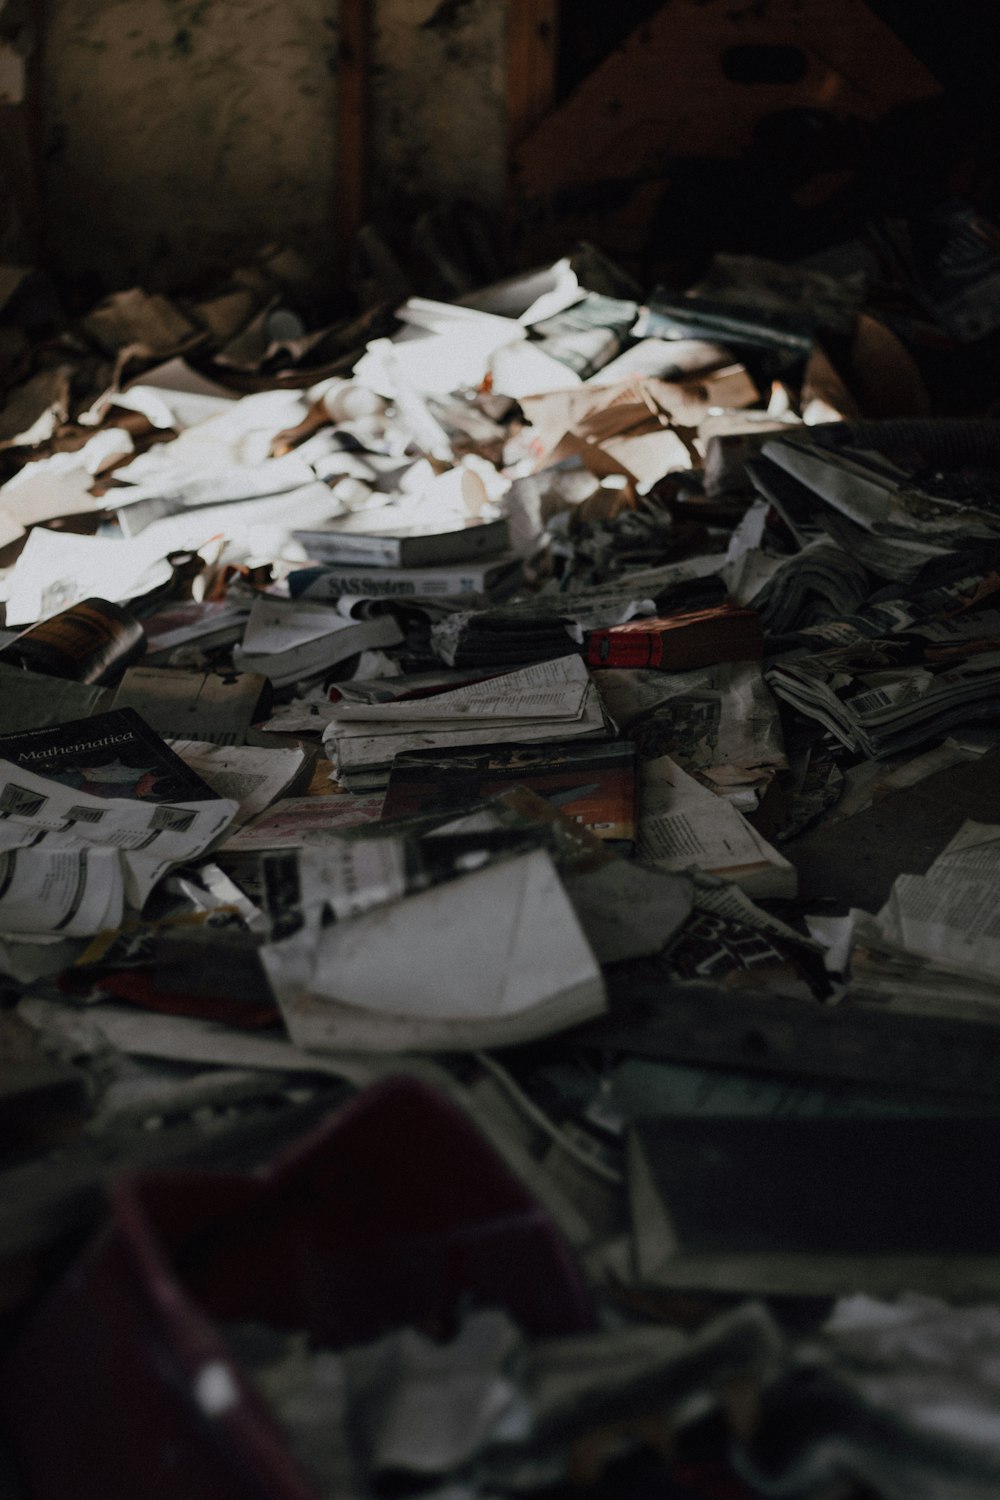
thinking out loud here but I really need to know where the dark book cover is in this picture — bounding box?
[0,598,146,686]
[631,1115,1000,1258]
[0,708,218,804]
[381,738,637,846]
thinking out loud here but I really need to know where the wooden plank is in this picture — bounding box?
[583,975,1000,1100]
[337,0,372,276]
[507,0,559,147]
[513,0,940,195]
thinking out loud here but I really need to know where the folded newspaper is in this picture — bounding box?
[767,632,1000,758]
[595,659,786,777]
[763,439,1000,543]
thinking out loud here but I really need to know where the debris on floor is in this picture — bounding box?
[2,227,1000,1498]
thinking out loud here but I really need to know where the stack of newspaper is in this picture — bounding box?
[732,535,871,635]
[321,654,609,791]
[764,439,1000,543]
[767,629,1000,758]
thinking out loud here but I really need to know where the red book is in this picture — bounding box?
[586,604,763,670]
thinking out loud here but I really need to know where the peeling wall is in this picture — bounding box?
[40,0,342,293]
[37,0,508,295]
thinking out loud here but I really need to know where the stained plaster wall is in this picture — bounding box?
[0,0,39,263]
[37,0,507,295]
[368,0,506,225]
[40,0,342,294]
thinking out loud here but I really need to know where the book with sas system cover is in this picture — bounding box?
[380,738,637,849]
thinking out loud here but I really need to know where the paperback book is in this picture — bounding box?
[293,513,510,568]
[380,737,637,847]
[286,552,523,601]
[0,708,217,804]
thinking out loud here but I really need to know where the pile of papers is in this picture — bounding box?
[6,234,1000,1500]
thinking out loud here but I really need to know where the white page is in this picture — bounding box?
[236,612,403,687]
[586,338,734,384]
[875,820,1000,982]
[456,257,585,323]
[123,385,236,428]
[155,386,307,456]
[262,848,605,1052]
[639,755,796,896]
[355,325,524,399]
[2,481,343,624]
[238,596,372,655]
[0,822,123,936]
[0,439,127,528]
[130,479,342,561]
[106,389,310,514]
[393,296,521,339]
[112,451,316,510]
[170,741,307,826]
[489,340,583,398]
[2,526,176,624]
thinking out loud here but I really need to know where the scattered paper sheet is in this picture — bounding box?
[874,820,1000,983]
[170,741,306,826]
[262,848,606,1052]
[2,481,343,624]
[639,755,796,897]
[0,757,238,934]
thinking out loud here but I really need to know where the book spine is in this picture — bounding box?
[586,630,659,668]
[294,535,401,566]
[288,568,489,600]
